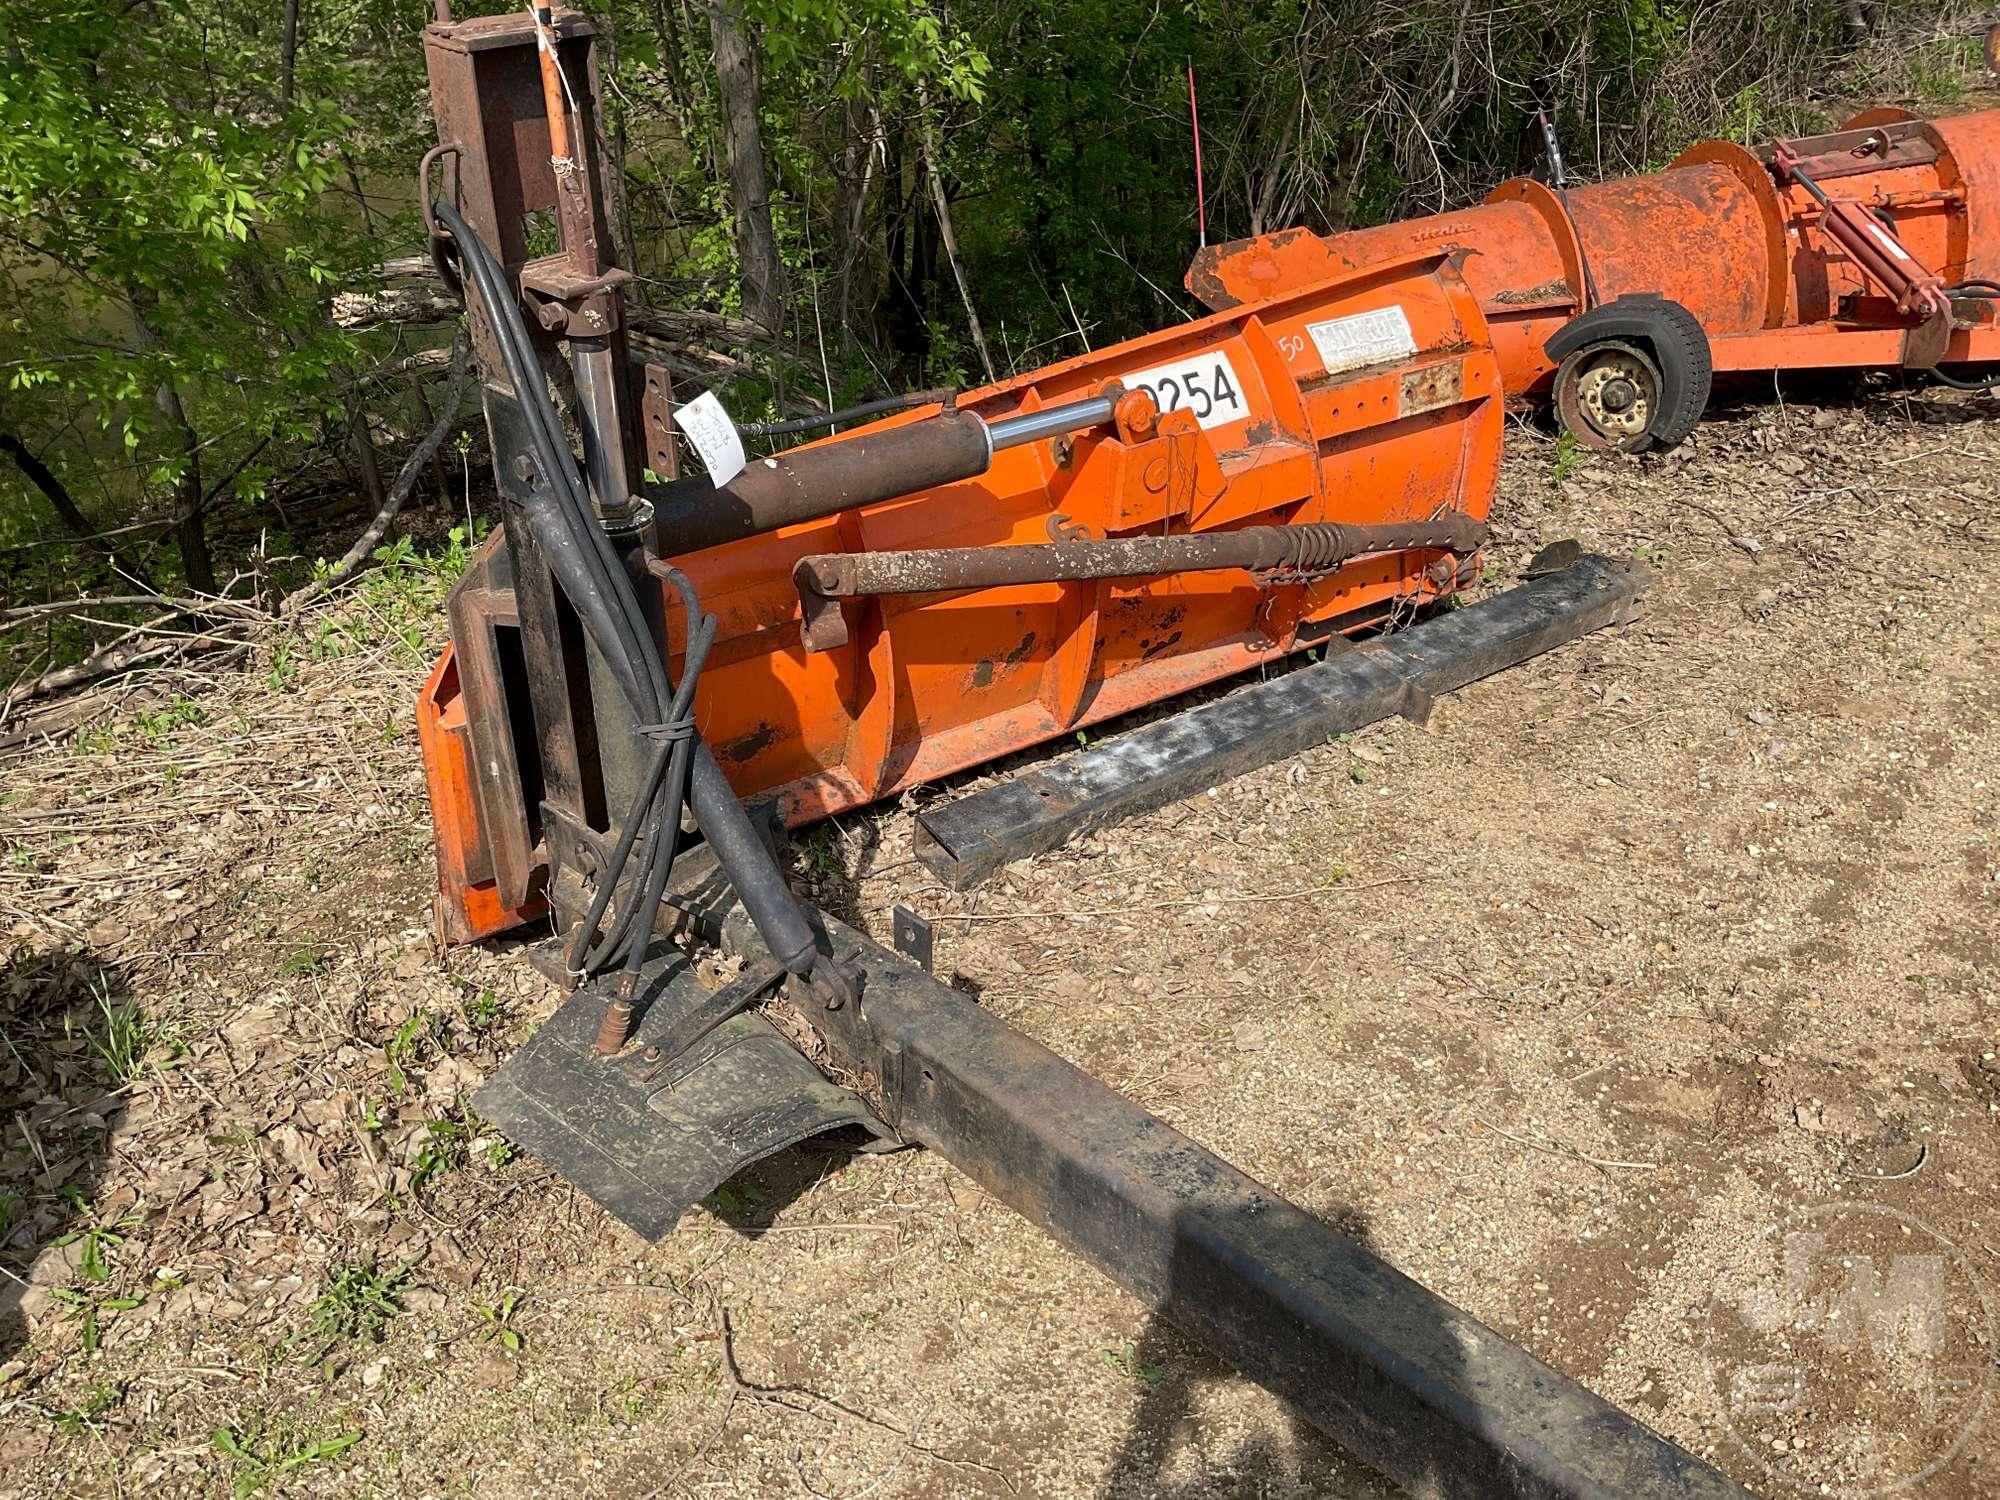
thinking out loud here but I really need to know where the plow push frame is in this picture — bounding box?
[393,6,2000,1492]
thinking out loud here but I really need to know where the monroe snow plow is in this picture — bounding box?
[1189,107,2000,449]
[403,7,1990,1494]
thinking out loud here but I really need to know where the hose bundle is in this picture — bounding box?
[430,198,723,1026]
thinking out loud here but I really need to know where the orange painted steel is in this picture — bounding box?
[1186,108,2000,393]
[420,249,1503,938]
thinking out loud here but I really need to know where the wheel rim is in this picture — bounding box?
[1556,341,1661,451]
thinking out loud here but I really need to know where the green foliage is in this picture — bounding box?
[51,1381,122,1438]
[0,0,439,652]
[277,947,330,979]
[1551,430,1584,484]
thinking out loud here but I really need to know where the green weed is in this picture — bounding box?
[297,1257,413,1360]
[53,1213,138,1283]
[127,696,206,746]
[47,1287,143,1353]
[213,1422,363,1497]
[464,987,503,1032]
[1100,1341,1163,1384]
[477,1288,526,1352]
[82,976,162,1083]
[797,825,842,878]
[266,639,298,692]
[383,1012,439,1093]
[1550,428,1583,484]
[51,1381,122,1437]
[277,947,329,979]
[703,1181,765,1216]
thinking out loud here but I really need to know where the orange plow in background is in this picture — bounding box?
[1190,108,2000,449]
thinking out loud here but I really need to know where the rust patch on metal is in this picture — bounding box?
[1005,633,1038,669]
[1399,361,1465,419]
[1185,251,1244,311]
[1140,630,1185,661]
[717,722,780,764]
[970,660,995,689]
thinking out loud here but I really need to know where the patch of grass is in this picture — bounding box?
[53,1213,138,1283]
[127,696,206,747]
[213,1422,363,1497]
[384,1012,440,1093]
[266,638,298,692]
[409,1115,467,1191]
[297,1256,413,1360]
[51,1380,122,1437]
[796,825,842,878]
[409,1101,507,1188]
[81,975,165,1084]
[276,947,329,979]
[1099,1341,1163,1384]
[47,1286,144,1353]
[703,1181,764,1216]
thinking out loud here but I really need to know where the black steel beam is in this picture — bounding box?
[663,865,1746,1500]
[912,552,1649,889]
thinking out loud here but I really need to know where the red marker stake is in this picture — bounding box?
[1188,60,1206,249]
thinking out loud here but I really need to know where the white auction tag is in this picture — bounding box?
[1305,305,1417,376]
[1120,350,1249,431]
[676,390,746,485]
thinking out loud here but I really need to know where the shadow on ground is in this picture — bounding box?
[0,944,131,1364]
[1098,1205,1452,1500]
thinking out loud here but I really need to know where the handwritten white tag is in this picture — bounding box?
[676,391,746,486]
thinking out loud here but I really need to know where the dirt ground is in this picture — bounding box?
[2,373,1997,1498]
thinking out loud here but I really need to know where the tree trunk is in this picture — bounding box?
[917,88,995,383]
[155,383,216,594]
[705,0,784,333]
[0,432,156,587]
[280,0,301,107]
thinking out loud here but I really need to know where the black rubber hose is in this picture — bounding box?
[433,200,818,980]
[1924,283,2000,389]
[1928,367,2000,390]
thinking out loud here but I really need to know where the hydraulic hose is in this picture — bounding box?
[431,199,820,1017]
[1935,281,2000,390]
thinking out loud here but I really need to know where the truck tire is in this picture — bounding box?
[1545,295,1712,451]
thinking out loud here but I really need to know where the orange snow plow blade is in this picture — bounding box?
[419,248,1502,939]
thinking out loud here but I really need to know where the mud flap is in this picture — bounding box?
[475,954,900,1239]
